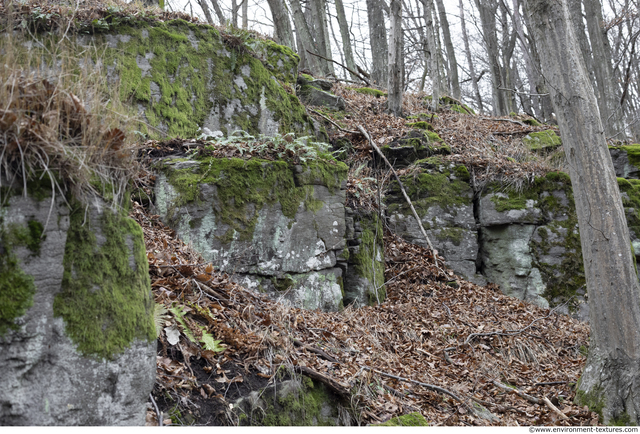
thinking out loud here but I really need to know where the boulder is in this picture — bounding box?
[0,184,156,425]
[297,75,346,110]
[381,130,451,168]
[73,22,316,139]
[153,156,350,311]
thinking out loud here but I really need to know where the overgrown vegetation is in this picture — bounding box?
[0,31,137,208]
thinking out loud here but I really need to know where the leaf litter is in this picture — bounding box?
[135,200,593,426]
[136,80,597,427]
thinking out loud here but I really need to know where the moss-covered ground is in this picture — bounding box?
[377,412,429,426]
[523,130,562,151]
[241,376,344,426]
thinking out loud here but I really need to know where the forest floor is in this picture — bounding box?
[139,85,598,427]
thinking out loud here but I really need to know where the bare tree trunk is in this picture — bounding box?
[525,0,640,424]
[434,0,460,100]
[310,0,334,75]
[231,0,238,27]
[242,0,248,29]
[267,0,295,49]
[335,0,358,80]
[422,0,441,111]
[475,0,509,115]
[459,0,483,112]
[520,2,555,121]
[289,0,322,74]
[196,0,215,24]
[388,0,403,116]
[584,0,625,138]
[208,0,226,25]
[366,0,389,86]
[512,0,543,118]
[500,2,517,114]
[567,0,595,81]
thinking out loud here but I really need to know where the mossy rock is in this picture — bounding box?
[523,118,542,126]
[381,130,451,168]
[0,219,39,337]
[354,87,386,98]
[523,130,561,151]
[376,412,429,426]
[424,95,475,114]
[234,377,351,426]
[344,212,385,306]
[53,202,156,359]
[45,20,316,139]
[385,156,473,217]
[406,121,434,131]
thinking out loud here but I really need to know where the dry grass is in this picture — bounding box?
[0,30,138,207]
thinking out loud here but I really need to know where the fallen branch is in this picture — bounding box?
[308,108,358,134]
[543,396,569,420]
[292,338,341,364]
[305,50,371,86]
[357,124,440,269]
[149,393,163,427]
[478,116,529,128]
[294,365,351,397]
[492,380,542,405]
[462,304,561,346]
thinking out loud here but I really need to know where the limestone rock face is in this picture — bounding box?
[478,225,548,308]
[0,188,156,425]
[342,210,385,307]
[153,156,350,311]
[385,158,479,281]
[478,192,544,226]
[610,146,640,180]
[73,22,316,139]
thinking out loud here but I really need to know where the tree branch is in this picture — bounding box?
[306,49,371,86]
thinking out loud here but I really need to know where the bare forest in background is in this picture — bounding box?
[162,0,640,142]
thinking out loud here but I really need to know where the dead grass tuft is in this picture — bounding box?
[0,31,138,207]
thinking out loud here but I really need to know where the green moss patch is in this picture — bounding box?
[386,157,473,217]
[377,412,429,426]
[523,118,542,126]
[523,130,561,151]
[350,214,385,305]
[575,385,605,422]
[241,377,345,426]
[354,87,386,98]
[0,220,39,337]
[53,203,155,360]
[100,20,313,138]
[406,121,434,131]
[160,157,347,241]
[489,171,571,213]
[615,144,640,170]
